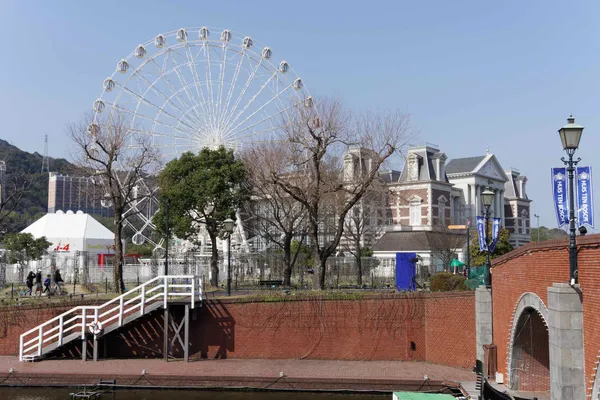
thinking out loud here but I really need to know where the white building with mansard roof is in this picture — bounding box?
[369,144,531,273]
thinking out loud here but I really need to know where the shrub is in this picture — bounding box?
[430,272,469,292]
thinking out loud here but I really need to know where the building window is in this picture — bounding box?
[410,201,421,226]
[521,210,528,234]
[438,196,447,226]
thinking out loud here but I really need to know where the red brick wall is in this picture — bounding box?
[7,293,476,370]
[0,300,100,355]
[192,293,475,369]
[491,234,600,395]
[424,294,476,367]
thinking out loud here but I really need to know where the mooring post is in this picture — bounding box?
[93,335,98,362]
[163,305,169,362]
[82,337,87,362]
[184,304,190,362]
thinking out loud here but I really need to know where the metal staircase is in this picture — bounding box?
[19,275,201,362]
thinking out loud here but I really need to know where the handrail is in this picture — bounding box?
[19,275,201,361]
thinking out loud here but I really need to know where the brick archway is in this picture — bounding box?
[506,292,549,391]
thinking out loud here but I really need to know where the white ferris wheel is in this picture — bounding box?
[91,26,312,248]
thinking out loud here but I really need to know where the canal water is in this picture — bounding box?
[1,388,390,400]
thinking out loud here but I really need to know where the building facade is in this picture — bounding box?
[47,172,113,216]
[371,144,531,272]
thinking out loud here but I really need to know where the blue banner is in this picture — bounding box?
[576,166,594,228]
[489,218,501,253]
[552,167,569,228]
[476,216,487,252]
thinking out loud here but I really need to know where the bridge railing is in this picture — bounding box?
[19,275,200,361]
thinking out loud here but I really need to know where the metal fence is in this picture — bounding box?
[0,251,397,291]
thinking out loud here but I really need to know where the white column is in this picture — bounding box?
[494,190,499,218]
[474,184,480,217]
[467,184,471,205]
[500,190,505,225]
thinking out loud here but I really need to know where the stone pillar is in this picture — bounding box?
[476,286,493,375]
[548,283,585,400]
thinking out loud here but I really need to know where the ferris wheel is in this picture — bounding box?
[91,27,312,247]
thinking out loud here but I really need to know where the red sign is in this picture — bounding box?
[54,244,70,252]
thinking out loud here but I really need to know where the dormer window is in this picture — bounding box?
[407,153,420,181]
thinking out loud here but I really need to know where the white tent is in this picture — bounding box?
[21,210,115,256]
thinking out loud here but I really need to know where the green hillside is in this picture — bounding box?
[0,139,76,233]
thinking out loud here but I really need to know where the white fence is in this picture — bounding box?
[0,252,398,290]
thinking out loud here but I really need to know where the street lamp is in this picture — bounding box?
[533,214,540,241]
[481,187,495,288]
[559,115,584,285]
[222,218,235,296]
[164,198,170,276]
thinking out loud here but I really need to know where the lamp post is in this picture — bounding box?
[481,187,495,288]
[222,218,235,296]
[164,198,170,276]
[533,214,540,241]
[559,115,584,285]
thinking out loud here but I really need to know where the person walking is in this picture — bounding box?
[53,269,64,295]
[42,274,52,295]
[25,271,35,296]
[35,270,43,296]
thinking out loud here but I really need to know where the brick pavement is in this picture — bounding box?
[0,357,474,380]
[0,357,475,393]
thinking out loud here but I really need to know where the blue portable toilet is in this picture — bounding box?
[395,252,416,291]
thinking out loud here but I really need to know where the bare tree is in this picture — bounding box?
[68,112,159,293]
[342,178,389,286]
[421,229,467,273]
[242,143,308,286]
[271,98,413,289]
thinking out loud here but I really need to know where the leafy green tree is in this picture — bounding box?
[126,242,154,257]
[530,226,568,242]
[469,223,514,266]
[290,239,314,267]
[4,233,51,267]
[430,272,469,292]
[359,247,374,257]
[153,147,250,287]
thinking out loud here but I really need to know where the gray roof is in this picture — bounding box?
[380,170,402,183]
[373,231,467,252]
[504,170,527,199]
[399,149,447,182]
[504,171,518,198]
[445,156,485,175]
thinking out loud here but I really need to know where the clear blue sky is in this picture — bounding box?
[1,0,599,230]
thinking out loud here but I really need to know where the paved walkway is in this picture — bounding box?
[0,357,475,393]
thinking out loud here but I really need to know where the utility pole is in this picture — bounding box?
[41,135,50,173]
